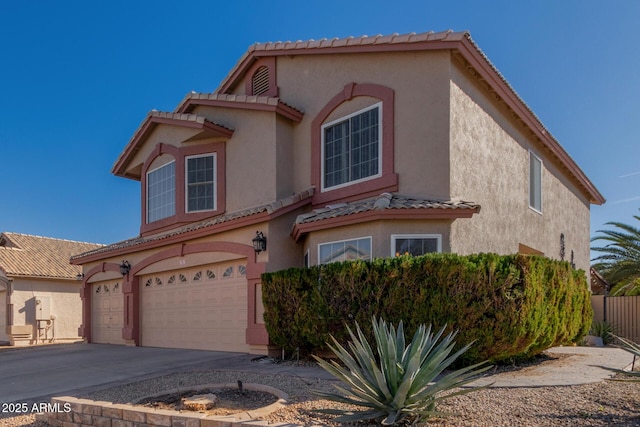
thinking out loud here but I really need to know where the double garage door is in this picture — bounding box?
[92,261,248,352]
[140,261,248,352]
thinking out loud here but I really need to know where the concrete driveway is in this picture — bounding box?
[0,343,250,405]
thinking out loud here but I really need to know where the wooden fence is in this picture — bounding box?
[591,295,640,343]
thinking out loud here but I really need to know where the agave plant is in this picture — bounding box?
[312,317,492,425]
[605,335,640,381]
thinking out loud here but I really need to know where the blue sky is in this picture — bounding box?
[1,1,638,253]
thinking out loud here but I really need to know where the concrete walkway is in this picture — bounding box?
[471,345,635,387]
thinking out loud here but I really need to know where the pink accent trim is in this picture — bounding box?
[122,275,139,342]
[79,262,121,343]
[140,142,227,236]
[244,57,278,97]
[292,206,479,242]
[311,83,398,206]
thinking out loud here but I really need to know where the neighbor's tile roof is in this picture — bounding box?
[296,193,480,225]
[71,187,315,261]
[0,233,104,279]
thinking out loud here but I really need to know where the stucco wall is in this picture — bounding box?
[274,50,453,200]
[9,278,82,342]
[0,288,6,342]
[448,62,591,271]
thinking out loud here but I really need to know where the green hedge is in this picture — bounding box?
[262,253,592,364]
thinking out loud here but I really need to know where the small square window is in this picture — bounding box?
[186,154,216,213]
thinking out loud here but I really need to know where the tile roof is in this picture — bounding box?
[296,193,480,225]
[218,30,467,92]
[71,188,315,261]
[0,233,104,279]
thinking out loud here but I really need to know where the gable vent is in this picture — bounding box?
[252,66,270,96]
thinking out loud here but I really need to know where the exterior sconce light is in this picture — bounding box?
[76,273,84,281]
[120,260,131,276]
[252,231,267,253]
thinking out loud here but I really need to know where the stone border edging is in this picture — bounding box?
[36,383,296,427]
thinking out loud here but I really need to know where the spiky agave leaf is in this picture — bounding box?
[313,316,492,425]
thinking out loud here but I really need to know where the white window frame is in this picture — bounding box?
[321,103,383,192]
[391,234,442,257]
[146,160,176,223]
[529,150,542,213]
[185,153,216,213]
[318,236,372,265]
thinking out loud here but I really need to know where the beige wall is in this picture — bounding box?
[448,61,591,271]
[9,278,82,343]
[273,51,453,200]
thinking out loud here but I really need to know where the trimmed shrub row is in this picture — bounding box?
[262,253,592,364]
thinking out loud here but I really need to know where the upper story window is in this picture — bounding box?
[318,237,371,265]
[186,154,216,212]
[529,151,542,213]
[147,161,176,223]
[392,234,441,257]
[322,103,382,191]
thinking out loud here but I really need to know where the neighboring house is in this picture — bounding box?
[0,233,103,346]
[71,30,604,355]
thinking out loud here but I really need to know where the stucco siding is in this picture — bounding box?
[0,289,6,342]
[449,65,591,271]
[275,51,453,200]
[9,279,82,342]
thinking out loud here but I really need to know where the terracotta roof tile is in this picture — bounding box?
[296,193,480,225]
[71,188,315,261]
[0,233,104,279]
[175,92,304,116]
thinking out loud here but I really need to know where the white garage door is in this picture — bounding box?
[140,261,248,352]
[91,281,125,345]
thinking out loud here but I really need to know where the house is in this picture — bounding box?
[0,233,103,346]
[71,30,604,355]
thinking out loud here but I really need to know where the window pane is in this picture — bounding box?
[394,237,439,256]
[529,153,542,211]
[186,155,215,212]
[323,106,379,189]
[147,161,175,223]
[319,238,371,265]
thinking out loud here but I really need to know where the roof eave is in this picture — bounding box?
[112,113,234,178]
[292,207,479,242]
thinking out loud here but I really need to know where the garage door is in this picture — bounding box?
[140,261,248,352]
[91,281,125,345]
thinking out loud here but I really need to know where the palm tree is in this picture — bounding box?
[591,212,640,296]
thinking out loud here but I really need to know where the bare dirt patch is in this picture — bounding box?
[135,387,278,416]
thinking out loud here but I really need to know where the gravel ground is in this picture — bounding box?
[0,368,638,427]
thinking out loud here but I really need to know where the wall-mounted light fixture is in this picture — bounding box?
[252,231,267,253]
[76,273,84,281]
[120,260,131,276]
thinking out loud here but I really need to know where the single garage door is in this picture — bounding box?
[140,261,248,352]
[91,281,125,345]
